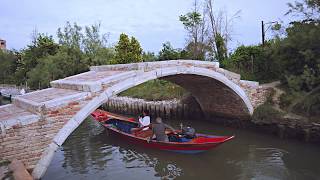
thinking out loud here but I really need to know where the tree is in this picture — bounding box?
[57,22,83,49]
[27,46,87,89]
[142,51,157,62]
[223,42,281,82]
[205,0,240,62]
[286,0,320,20]
[2,22,113,89]
[15,33,59,85]
[214,33,227,62]
[129,37,143,62]
[179,1,208,60]
[82,23,112,66]
[83,23,108,55]
[90,47,115,65]
[277,21,320,91]
[179,0,240,61]
[0,50,18,83]
[56,22,86,73]
[158,42,181,60]
[114,33,143,64]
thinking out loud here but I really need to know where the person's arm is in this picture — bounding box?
[135,123,151,132]
[164,124,176,132]
[138,117,143,127]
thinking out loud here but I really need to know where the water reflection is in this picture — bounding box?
[232,146,290,180]
[43,117,320,180]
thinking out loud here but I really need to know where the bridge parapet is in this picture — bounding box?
[90,60,241,81]
[51,60,256,93]
[90,60,219,71]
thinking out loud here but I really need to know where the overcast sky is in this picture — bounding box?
[0,0,293,52]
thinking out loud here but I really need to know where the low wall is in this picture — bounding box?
[102,96,203,120]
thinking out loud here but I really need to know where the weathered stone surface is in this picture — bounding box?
[0,105,40,131]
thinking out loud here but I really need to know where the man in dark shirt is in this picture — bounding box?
[149,117,175,142]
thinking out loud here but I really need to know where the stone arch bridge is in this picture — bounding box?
[0,60,268,179]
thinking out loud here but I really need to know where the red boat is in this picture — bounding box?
[91,109,235,154]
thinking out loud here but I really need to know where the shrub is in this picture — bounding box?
[279,91,303,110]
[293,86,320,118]
[252,104,284,124]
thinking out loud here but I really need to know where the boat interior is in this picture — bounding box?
[104,118,193,142]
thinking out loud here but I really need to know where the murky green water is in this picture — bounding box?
[43,116,320,180]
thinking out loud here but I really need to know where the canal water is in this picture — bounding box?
[43,116,320,180]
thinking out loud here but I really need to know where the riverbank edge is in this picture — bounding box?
[103,95,320,144]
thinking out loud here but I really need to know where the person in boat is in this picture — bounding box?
[139,110,150,129]
[148,117,175,142]
[131,110,151,133]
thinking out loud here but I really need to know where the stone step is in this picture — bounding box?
[12,88,91,114]
[0,104,40,133]
[239,80,260,89]
[50,70,136,92]
[217,68,241,82]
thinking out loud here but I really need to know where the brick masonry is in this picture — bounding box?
[0,60,268,179]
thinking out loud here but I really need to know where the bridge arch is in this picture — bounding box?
[108,66,253,118]
[32,64,254,178]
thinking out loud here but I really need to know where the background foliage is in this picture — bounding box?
[0,0,319,118]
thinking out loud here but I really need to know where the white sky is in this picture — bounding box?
[0,0,294,52]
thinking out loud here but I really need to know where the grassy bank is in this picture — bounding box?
[119,79,187,101]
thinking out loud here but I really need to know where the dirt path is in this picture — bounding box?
[261,81,284,112]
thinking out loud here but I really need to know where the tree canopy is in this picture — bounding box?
[114,33,143,64]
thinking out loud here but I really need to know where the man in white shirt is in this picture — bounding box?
[131,110,151,133]
[138,110,150,130]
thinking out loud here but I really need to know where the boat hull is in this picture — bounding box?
[106,128,227,153]
[92,110,234,154]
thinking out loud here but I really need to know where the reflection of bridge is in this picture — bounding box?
[0,60,268,179]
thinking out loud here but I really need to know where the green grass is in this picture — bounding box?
[119,79,187,101]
